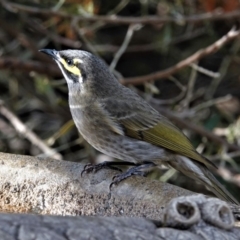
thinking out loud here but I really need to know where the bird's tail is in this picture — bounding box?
[169,155,239,205]
[202,165,238,204]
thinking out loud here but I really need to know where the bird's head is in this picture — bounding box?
[40,49,120,101]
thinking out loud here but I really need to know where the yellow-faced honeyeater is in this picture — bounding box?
[40,49,238,204]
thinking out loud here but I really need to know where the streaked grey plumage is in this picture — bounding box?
[40,49,239,205]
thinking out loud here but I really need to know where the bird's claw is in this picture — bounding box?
[81,162,122,177]
[109,168,147,190]
[81,163,95,176]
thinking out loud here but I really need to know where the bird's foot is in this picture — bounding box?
[110,162,156,190]
[81,161,121,176]
[81,161,136,176]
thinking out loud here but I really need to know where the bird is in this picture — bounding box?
[40,48,238,204]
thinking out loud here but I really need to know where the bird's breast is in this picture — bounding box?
[68,99,169,163]
[69,101,117,147]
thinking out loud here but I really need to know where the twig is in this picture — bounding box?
[71,18,99,57]
[205,40,240,99]
[108,0,130,15]
[121,28,240,85]
[190,63,220,78]
[27,19,82,49]
[191,95,233,113]
[0,101,62,160]
[52,0,65,11]
[79,0,130,36]
[3,2,240,25]
[143,77,186,105]
[180,62,197,109]
[159,168,177,182]
[0,20,50,62]
[0,57,60,77]
[110,24,141,71]
[94,29,205,53]
[218,167,240,187]
[210,151,240,161]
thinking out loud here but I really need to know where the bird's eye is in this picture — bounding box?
[66,59,74,66]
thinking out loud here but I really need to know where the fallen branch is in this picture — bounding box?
[0,194,239,240]
[0,152,192,218]
[0,152,239,219]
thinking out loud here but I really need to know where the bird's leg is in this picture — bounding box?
[81,161,137,176]
[110,161,156,190]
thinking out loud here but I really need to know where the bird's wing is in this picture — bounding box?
[100,95,216,169]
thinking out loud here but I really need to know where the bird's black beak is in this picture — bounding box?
[39,49,60,61]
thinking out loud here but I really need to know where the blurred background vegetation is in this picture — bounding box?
[0,0,240,200]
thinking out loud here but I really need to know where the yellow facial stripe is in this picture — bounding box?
[60,58,81,76]
[73,58,83,65]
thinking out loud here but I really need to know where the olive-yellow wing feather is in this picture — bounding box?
[101,94,216,169]
[122,115,216,169]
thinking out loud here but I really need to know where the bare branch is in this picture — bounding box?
[0,57,60,77]
[190,63,220,78]
[0,152,192,218]
[0,19,50,62]
[0,102,62,160]
[0,195,239,240]
[3,2,240,25]
[93,29,205,53]
[121,28,240,85]
[218,167,240,188]
[110,24,141,71]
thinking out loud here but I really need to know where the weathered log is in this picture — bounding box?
[0,195,239,240]
[0,152,193,219]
